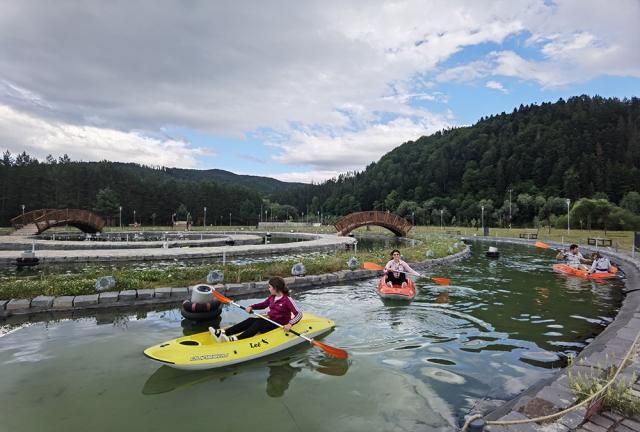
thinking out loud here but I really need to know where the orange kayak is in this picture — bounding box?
[377,277,417,300]
[552,263,619,279]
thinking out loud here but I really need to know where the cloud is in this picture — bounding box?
[0,105,208,167]
[270,170,344,184]
[272,111,452,172]
[485,80,508,93]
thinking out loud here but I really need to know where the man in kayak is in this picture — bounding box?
[556,244,591,270]
[384,249,420,288]
[210,276,302,342]
[587,252,612,275]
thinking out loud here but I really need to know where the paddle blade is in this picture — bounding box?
[212,289,232,304]
[535,241,551,249]
[311,339,349,359]
[363,262,384,271]
[431,277,451,286]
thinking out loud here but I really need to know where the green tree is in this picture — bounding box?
[94,188,120,224]
[620,191,640,214]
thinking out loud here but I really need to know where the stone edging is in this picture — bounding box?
[0,244,471,319]
[470,237,640,431]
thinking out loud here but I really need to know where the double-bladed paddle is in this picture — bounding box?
[212,290,348,359]
[362,262,451,286]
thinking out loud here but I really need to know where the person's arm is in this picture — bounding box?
[556,250,566,260]
[580,253,592,265]
[401,261,421,276]
[383,260,393,271]
[588,261,597,275]
[250,296,272,311]
[283,297,303,331]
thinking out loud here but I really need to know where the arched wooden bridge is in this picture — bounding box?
[334,211,412,236]
[11,209,106,235]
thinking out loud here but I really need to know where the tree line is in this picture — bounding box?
[0,155,264,227]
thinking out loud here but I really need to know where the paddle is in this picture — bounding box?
[362,262,451,286]
[212,290,348,359]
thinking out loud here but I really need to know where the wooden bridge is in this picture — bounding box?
[334,211,412,236]
[11,209,106,235]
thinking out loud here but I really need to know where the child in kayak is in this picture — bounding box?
[384,249,420,288]
[588,252,612,275]
[210,276,302,342]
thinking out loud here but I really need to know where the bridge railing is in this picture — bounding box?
[334,211,412,236]
[11,209,106,233]
[10,209,56,229]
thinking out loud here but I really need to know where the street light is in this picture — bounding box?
[119,206,122,229]
[481,205,485,233]
[21,204,25,218]
[412,211,415,226]
[440,209,444,230]
[229,212,232,227]
[566,199,571,234]
[133,209,136,226]
[204,207,207,229]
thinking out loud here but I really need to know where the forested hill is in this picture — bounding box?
[165,167,304,195]
[0,159,279,226]
[277,95,640,227]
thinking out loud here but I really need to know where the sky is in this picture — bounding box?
[0,0,639,183]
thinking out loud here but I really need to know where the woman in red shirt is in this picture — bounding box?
[211,276,302,342]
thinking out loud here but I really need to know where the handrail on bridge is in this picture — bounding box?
[334,211,412,236]
[11,209,106,234]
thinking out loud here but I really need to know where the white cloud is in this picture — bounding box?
[0,105,208,167]
[485,80,508,93]
[272,112,452,172]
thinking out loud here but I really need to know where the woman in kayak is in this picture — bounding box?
[210,276,302,342]
[587,252,612,275]
[384,249,420,288]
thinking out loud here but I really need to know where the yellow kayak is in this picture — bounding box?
[144,313,336,370]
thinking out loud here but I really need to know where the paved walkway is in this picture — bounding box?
[0,232,357,265]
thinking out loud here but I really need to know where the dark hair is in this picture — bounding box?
[268,276,289,295]
[570,244,579,251]
[592,252,602,259]
[390,249,401,257]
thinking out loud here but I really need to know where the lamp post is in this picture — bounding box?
[21,204,25,218]
[412,211,415,226]
[508,188,512,229]
[203,206,207,229]
[440,209,444,230]
[481,205,485,233]
[566,199,571,234]
[317,211,320,223]
[119,206,122,229]
[133,210,136,226]
[229,212,232,227]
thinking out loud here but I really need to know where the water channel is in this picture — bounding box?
[0,241,625,431]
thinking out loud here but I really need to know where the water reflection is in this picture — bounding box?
[142,355,349,397]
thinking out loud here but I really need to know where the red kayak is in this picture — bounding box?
[552,263,619,280]
[377,277,417,300]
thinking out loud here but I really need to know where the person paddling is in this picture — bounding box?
[556,244,591,271]
[210,276,302,342]
[384,249,420,289]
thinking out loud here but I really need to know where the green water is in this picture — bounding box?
[0,242,624,431]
